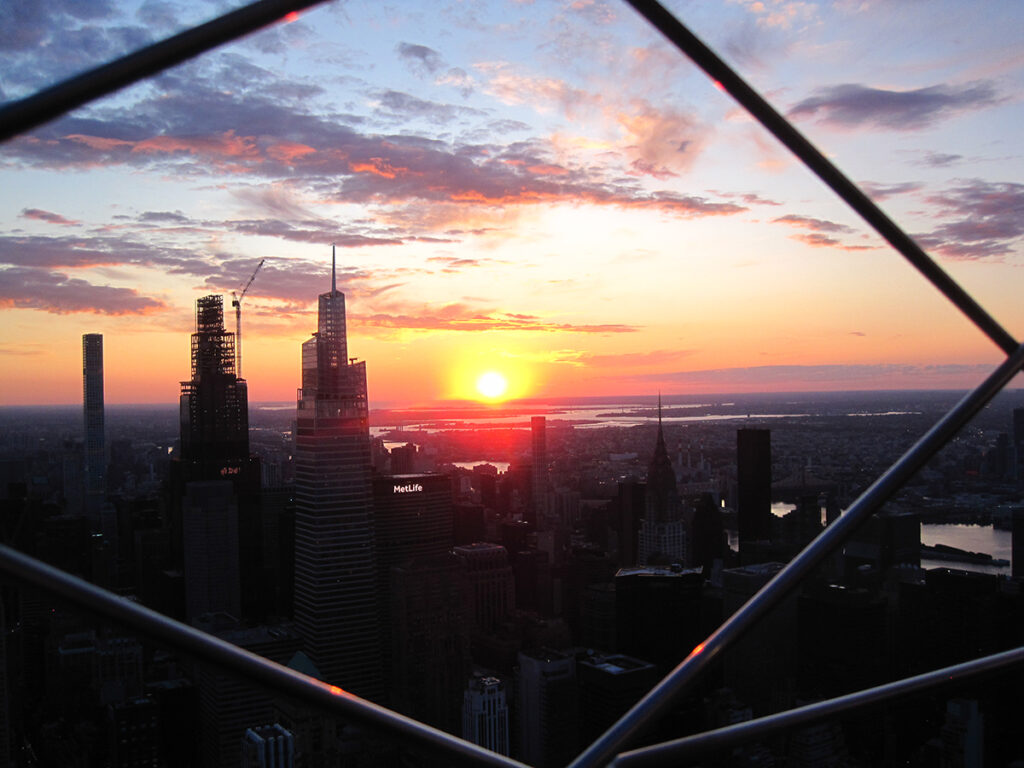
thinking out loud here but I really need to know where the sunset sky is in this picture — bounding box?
[1,0,1023,406]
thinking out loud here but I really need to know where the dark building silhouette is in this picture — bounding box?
[797,583,889,699]
[580,582,617,651]
[1013,506,1024,579]
[371,472,453,697]
[179,296,249,476]
[615,565,702,673]
[182,481,240,623]
[390,553,469,734]
[576,651,659,744]
[614,479,645,568]
[517,648,578,768]
[82,334,105,509]
[107,696,160,768]
[1014,407,1024,478]
[514,548,552,615]
[690,492,726,576]
[638,401,685,565]
[193,617,301,768]
[722,562,797,714]
[843,510,919,583]
[453,502,486,545]
[292,248,381,699]
[737,429,772,556]
[453,542,515,634]
[531,416,547,527]
[390,442,417,474]
[172,295,261,622]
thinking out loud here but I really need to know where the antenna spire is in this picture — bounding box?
[331,243,337,293]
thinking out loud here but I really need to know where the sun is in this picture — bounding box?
[476,371,508,400]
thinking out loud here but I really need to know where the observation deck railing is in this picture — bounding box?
[0,0,1021,765]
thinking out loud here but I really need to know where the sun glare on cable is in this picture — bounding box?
[476,371,508,400]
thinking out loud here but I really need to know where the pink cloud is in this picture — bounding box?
[350,302,639,335]
[266,141,317,164]
[131,130,260,161]
[65,134,133,151]
[791,233,875,251]
[616,101,706,178]
[21,208,80,226]
[526,164,568,176]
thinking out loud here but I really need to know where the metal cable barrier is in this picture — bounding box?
[623,0,1018,357]
[568,345,1024,768]
[609,646,1024,768]
[0,0,1022,766]
[0,0,331,143]
[0,543,529,768]
[567,2,1024,765]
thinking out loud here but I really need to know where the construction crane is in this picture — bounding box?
[231,258,264,379]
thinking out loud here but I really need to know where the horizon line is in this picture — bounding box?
[3,386,1023,410]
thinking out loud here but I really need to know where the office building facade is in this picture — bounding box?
[462,676,510,756]
[292,249,382,698]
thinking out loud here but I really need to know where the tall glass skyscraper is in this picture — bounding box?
[293,247,382,699]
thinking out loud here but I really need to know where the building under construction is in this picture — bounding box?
[178,295,249,477]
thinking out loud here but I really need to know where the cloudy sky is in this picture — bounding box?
[1,0,1022,405]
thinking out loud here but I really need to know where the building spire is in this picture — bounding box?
[654,392,667,453]
[331,243,337,294]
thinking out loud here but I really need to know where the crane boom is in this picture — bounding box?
[231,258,264,379]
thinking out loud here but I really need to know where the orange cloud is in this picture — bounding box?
[65,134,134,151]
[267,141,317,164]
[131,130,259,160]
[349,157,413,179]
[526,164,568,176]
[350,303,639,335]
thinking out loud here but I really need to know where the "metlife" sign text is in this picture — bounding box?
[393,483,423,493]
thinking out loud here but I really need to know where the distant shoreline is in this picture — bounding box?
[3,387,1023,411]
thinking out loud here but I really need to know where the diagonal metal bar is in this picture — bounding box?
[610,646,1024,767]
[570,342,1024,768]
[0,543,528,768]
[622,0,1018,357]
[0,0,331,143]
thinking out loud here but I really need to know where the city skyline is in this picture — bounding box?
[2,1,1024,406]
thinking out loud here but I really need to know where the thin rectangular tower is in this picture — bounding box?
[737,428,772,551]
[292,246,382,700]
[82,333,105,505]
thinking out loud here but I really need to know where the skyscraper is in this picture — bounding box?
[453,542,515,634]
[179,296,249,477]
[182,482,241,623]
[462,676,510,756]
[531,416,547,526]
[637,398,686,565]
[390,553,469,733]
[82,334,105,506]
[371,471,453,697]
[737,428,772,552]
[517,648,578,768]
[173,295,261,622]
[292,246,382,699]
